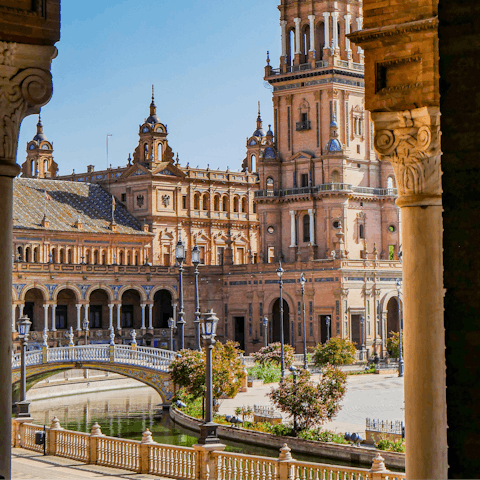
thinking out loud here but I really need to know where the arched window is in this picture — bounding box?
[68,249,73,263]
[331,170,340,183]
[157,143,162,160]
[302,25,310,59]
[315,22,325,59]
[33,247,39,263]
[387,176,394,190]
[266,177,274,189]
[85,250,91,264]
[194,193,200,210]
[251,155,256,172]
[31,160,35,175]
[202,194,209,211]
[241,197,248,213]
[93,250,99,265]
[126,251,131,265]
[102,251,106,265]
[134,251,139,265]
[214,195,220,211]
[233,197,239,212]
[51,247,57,263]
[289,29,295,65]
[222,196,228,212]
[25,247,31,263]
[119,251,124,265]
[359,224,365,239]
[17,246,23,262]
[144,143,149,160]
[59,249,65,263]
[303,214,311,242]
[44,159,48,175]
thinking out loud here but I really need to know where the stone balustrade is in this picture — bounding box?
[13,418,405,480]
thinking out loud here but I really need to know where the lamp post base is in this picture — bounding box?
[15,400,31,418]
[197,422,219,445]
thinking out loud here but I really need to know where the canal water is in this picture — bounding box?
[29,386,377,469]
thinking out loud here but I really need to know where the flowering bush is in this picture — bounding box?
[386,331,403,359]
[268,364,347,432]
[252,343,295,368]
[171,341,245,401]
[312,337,356,367]
[247,363,282,384]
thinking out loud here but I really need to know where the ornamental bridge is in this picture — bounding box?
[11,344,175,404]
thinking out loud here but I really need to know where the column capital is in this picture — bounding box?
[289,210,296,216]
[308,208,316,215]
[323,12,331,18]
[280,20,287,27]
[372,106,441,207]
[308,15,315,21]
[293,17,301,25]
[0,42,57,177]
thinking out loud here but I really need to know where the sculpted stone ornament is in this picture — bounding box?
[372,106,441,208]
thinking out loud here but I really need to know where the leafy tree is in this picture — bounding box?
[251,342,295,368]
[312,337,356,367]
[268,364,347,432]
[386,331,404,358]
[171,341,245,401]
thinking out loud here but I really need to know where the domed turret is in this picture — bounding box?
[32,114,47,142]
[325,113,343,153]
[252,102,265,138]
[146,86,161,125]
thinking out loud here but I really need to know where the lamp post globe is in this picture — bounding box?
[175,236,186,351]
[198,309,220,445]
[276,261,286,381]
[262,316,268,348]
[16,315,32,417]
[192,241,201,351]
[299,273,308,370]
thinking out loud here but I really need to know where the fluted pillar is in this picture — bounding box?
[0,39,56,477]
[344,14,352,55]
[116,304,121,330]
[323,12,330,51]
[76,304,82,331]
[372,106,447,479]
[308,15,315,56]
[331,12,339,49]
[289,210,296,247]
[148,304,153,329]
[43,304,49,332]
[280,20,287,59]
[293,18,301,55]
[51,304,57,331]
[308,209,316,245]
[141,304,146,330]
[108,304,114,330]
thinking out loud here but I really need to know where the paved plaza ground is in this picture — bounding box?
[218,373,405,435]
[13,373,404,478]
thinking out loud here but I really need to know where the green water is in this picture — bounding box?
[28,386,399,470]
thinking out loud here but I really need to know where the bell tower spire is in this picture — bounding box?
[150,84,156,116]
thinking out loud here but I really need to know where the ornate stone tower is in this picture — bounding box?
[133,88,174,168]
[22,115,58,178]
[256,0,399,264]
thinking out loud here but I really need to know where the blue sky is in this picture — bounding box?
[18,1,280,175]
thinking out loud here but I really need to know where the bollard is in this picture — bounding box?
[89,422,103,464]
[48,416,63,455]
[139,429,156,473]
[369,452,390,480]
[278,444,293,480]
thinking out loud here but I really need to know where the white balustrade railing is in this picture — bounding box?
[213,451,279,480]
[14,420,405,480]
[12,344,176,373]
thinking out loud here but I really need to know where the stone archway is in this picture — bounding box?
[153,289,173,329]
[386,297,400,338]
[23,288,46,333]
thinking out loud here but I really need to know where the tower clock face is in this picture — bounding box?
[267,226,275,234]
[142,127,149,133]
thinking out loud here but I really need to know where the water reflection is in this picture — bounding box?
[29,387,379,468]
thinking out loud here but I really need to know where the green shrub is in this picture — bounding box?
[312,337,356,367]
[298,428,349,444]
[264,423,296,437]
[247,363,282,384]
[376,435,405,453]
[386,332,404,359]
[251,343,295,368]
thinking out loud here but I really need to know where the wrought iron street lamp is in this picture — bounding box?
[299,273,308,370]
[277,261,286,381]
[16,315,32,417]
[326,316,331,342]
[360,315,365,361]
[198,309,220,445]
[262,316,268,348]
[82,318,89,346]
[192,240,201,351]
[289,365,298,433]
[396,279,404,378]
[175,237,186,350]
[168,317,176,351]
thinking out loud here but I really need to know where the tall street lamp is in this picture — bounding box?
[360,315,365,361]
[277,261,285,381]
[175,237,186,350]
[168,317,176,351]
[262,316,268,348]
[396,280,404,377]
[198,309,220,445]
[83,317,89,346]
[192,241,201,351]
[326,316,331,342]
[16,315,32,417]
[299,273,308,370]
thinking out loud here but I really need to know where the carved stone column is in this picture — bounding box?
[372,106,447,479]
[0,40,57,479]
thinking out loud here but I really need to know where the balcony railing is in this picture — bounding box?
[255,183,398,199]
[295,121,311,131]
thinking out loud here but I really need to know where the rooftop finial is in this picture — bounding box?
[152,84,154,101]
[266,51,270,66]
[149,85,157,117]
[258,101,261,117]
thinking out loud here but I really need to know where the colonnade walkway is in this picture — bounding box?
[12,448,169,479]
